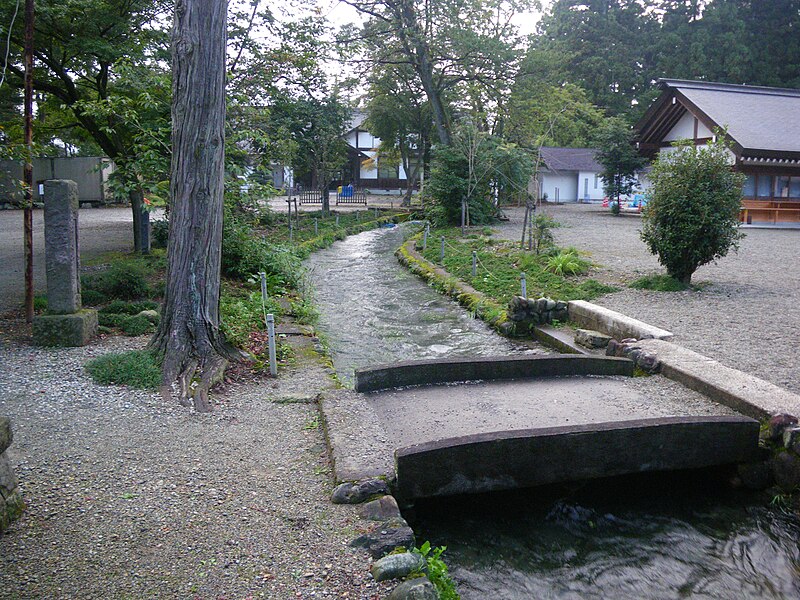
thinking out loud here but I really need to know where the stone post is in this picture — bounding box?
[32,180,98,346]
[43,180,81,313]
[0,417,24,532]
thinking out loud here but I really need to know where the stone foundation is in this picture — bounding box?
[0,417,24,531]
[33,309,98,346]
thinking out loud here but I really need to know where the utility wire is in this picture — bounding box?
[0,0,21,90]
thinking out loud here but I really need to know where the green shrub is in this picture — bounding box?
[83,262,151,301]
[81,289,107,306]
[222,213,303,287]
[220,290,282,348]
[121,314,153,336]
[100,300,160,315]
[85,350,162,389]
[33,294,47,312]
[545,250,589,276]
[151,218,169,249]
[98,313,129,328]
[630,274,690,291]
[641,136,745,284]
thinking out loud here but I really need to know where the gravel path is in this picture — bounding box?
[0,330,390,599]
[496,203,800,395]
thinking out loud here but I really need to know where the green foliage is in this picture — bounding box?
[82,261,152,301]
[641,138,745,284]
[593,117,647,204]
[630,274,690,292]
[546,250,589,276]
[97,313,129,328]
[413,542,459,600]
[219,289,282,348]
[33,295,47,312]
[99,300,159,315]
[151,218,169,249]
[120,314,154,336]
[428,124,533,226]
[85,350,162,389]
[419,228,615,305]
[222,212,303,287]
[531,214,557,254]
[81,289,108,306]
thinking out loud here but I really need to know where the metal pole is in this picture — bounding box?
[259,271,268,324]
[461,198,466,237]
[266,313,277,376]
[23,0,34,323]
[314,218,318,235]
[335,214,339,227]
[472,251,477,277]
[356,210,360,221]
[520,273,527,298]
[289,219,293,243]
[440,236,445,263]
[528,206,534,252]
[422,224,428,253]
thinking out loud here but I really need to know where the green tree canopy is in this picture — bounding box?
[641,137,745,283]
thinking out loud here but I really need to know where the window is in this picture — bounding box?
[757,175,773,198]
[594,174,599,189]
[776,176,790,198]
[742,175,756,197]
[791,178,800,199]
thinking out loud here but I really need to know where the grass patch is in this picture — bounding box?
[629,274,690,292]
[85,350,162,389]
[418,227,615,306]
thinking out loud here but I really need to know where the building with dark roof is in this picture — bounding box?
[636,79,800,224]
[536,147,608,203]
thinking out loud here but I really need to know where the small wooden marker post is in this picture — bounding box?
[267,313,277,376]
[521,273,527,298]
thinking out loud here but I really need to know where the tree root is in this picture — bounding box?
[158,349,236,413]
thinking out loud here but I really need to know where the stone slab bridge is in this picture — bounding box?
[321,355,760,501]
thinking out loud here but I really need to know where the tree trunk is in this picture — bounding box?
[149,0,240,412]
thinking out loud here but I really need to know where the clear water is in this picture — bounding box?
[305,224,542,385]
[410,471,800,600]
[305,225,800,599]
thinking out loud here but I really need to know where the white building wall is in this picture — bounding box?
[541,173,577,202]
[357,131,377,149]
[664,112,713,142]
[577,170,605,201]
[359,150,378,179]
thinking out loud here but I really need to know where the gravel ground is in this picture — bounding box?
[496,203,800,395]
[0,330,391,599]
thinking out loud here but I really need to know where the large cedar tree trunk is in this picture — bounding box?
[149,0,240,411]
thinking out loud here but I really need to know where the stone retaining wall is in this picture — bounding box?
[0,417,24,531]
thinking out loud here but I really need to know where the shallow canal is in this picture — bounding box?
[306,225,800,599]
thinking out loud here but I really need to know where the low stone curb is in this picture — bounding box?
[568,299,674,341]
[633,339,800,419]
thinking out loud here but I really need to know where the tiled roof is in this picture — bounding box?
[539,147,602,173]
[653,79,800,155]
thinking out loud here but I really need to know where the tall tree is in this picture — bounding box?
[0,0,171,252]
[593,117,646,212]
[149,0,239,411]
[340,0,530,145]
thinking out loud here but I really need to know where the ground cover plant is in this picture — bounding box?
[417,227,615,307]
[629,274,691,292]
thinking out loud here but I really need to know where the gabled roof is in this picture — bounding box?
[539,147,601,173]
[345,110,368,133]
[636,79,800,161]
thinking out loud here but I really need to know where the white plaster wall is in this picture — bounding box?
[541,173,578,202]
[360,150,378,179]
[358,131,377,149]
[345,131,358,148]
[664,112,713,142]
[577,170,605,201]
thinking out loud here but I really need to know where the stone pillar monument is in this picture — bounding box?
[32,180,98,346]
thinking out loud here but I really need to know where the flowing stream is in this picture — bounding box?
[305,224,800,599]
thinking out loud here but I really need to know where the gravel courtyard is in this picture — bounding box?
[497,203,800,395]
